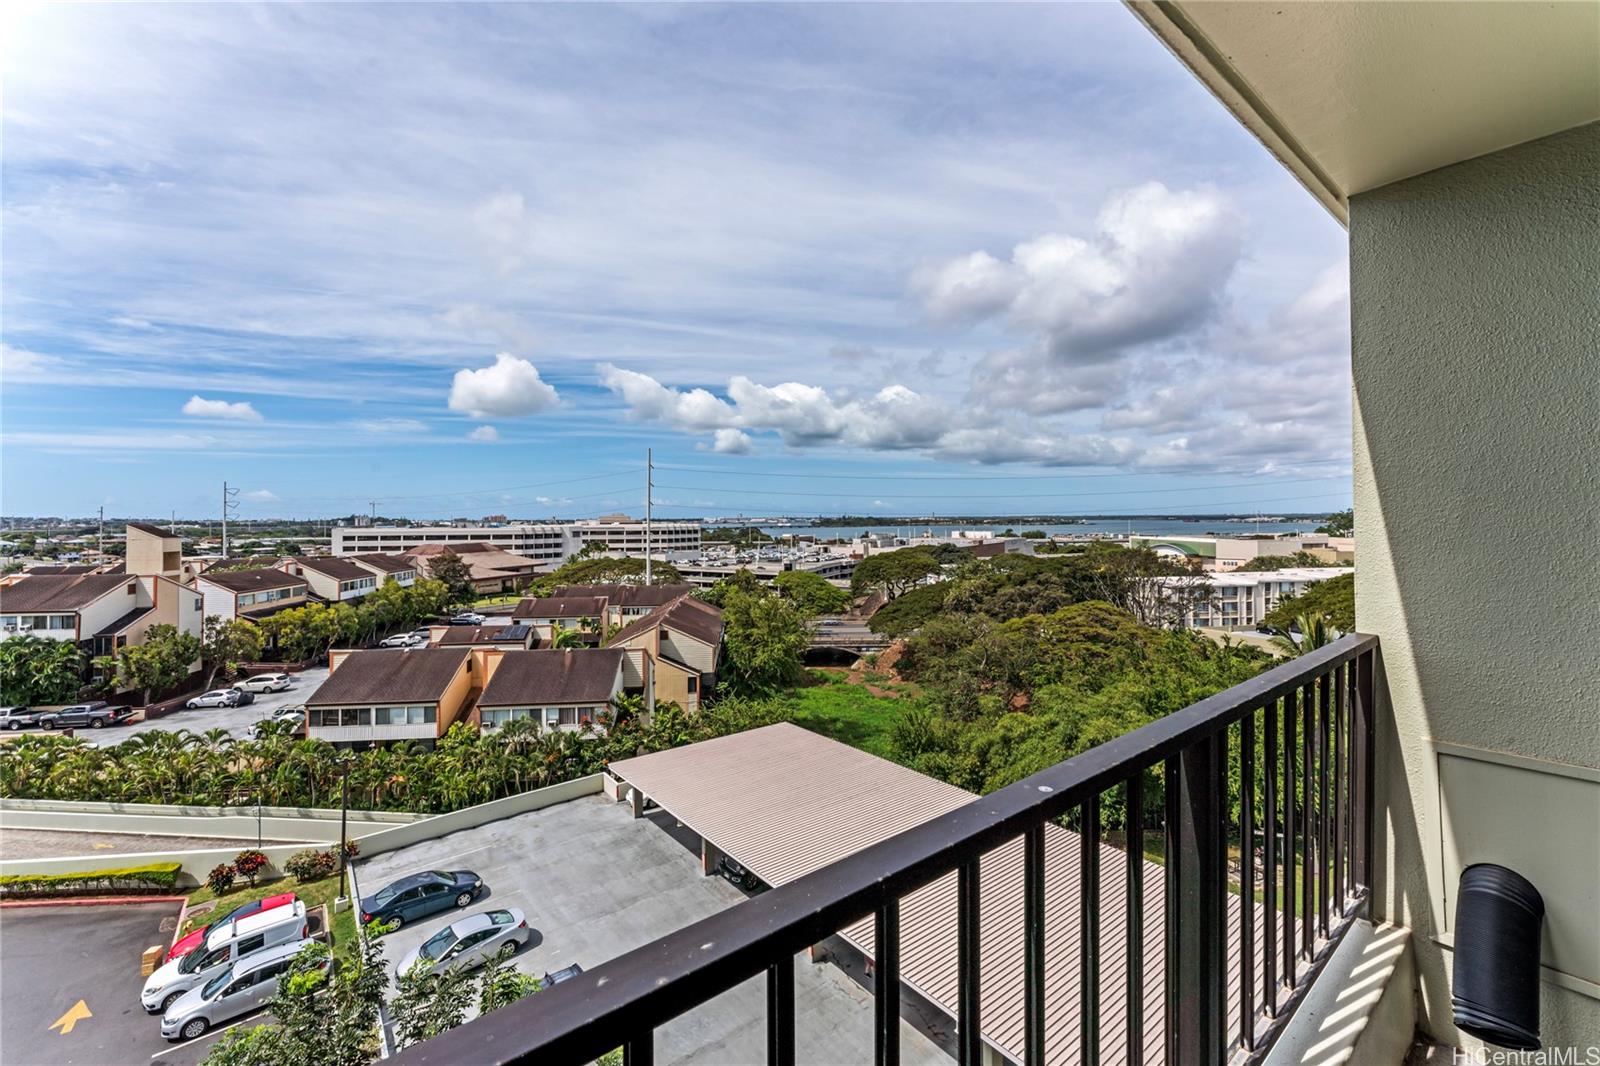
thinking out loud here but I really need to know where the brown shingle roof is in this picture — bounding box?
[514,595,607,619]
[307,648,471,706]
[478,649,625,707]
[22,564,102,576]
[350,553,416,574]
[435,624,531,646]
[606,593,724,649]
[552,583,694,607]
[0,573,132,613]
[286,556,372,582]
[199,568,308,594]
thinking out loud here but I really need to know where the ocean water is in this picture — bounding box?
[736,518,1325,540]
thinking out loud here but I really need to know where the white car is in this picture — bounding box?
[395,908,533,978]
[233,673,291,693]
[379,633,427,648]
[449,612,487,626]
[186,689,244,709]
[251,708,306,739]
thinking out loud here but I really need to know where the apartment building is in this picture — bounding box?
[510,595,607,638]
[513,584,694,631]
[605,594,724,713]
[401,543,544,594]
[1130,533,1341,571]
[124,521,196,582]
[305,647,479,749]
[195,568,310,621]
[475,648,626,733]
[348,553,417,587]
[330,517,701,562]
[1172,567,1347,631]
[278,557,378,602]
[0,570,203,657]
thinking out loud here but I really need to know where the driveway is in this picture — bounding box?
[36,667,330,746]
[354,795,951,1064]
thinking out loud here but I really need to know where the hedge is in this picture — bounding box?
[0,861,184,898]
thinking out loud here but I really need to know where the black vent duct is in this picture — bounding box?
[1452,863,1545,1050]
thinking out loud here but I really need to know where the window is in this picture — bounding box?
[238,933,266,954]
[686,676,698,694]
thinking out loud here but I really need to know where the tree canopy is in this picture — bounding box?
[719,589,809,696]
[1315,509,1354,537]
[534,555,682,591]
[96,624,201,705]
[426,552,476,606]
[771,569,851,616]
[1261,572,1354,633]
[0,635,84,705]
[850,547,943,599]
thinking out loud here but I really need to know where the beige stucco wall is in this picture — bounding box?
[436,655,477,736]
[1351,121,1600,1049]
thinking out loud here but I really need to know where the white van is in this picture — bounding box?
[142,901,309,1013]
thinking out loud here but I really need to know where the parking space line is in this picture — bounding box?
[148,1014,256,1060]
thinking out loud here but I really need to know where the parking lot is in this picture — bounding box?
[18,667,329,747]
[354,794,950,1064]
[0,900,234,1066]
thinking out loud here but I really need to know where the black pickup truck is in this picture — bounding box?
[37,701,135,730]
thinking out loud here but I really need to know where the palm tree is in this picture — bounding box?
[549,627,586,650]
[1269,613,1334,657]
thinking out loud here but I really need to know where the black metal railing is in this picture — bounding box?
[396,634,1380,1066]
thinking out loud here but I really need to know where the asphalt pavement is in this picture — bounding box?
[19,667,329,747]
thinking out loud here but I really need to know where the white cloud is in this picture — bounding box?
[448,353,560,418]
[468,425,500,443]
[182,395,263,422]
[1,343,58,380]
[243,489,279,502]
[350,417,428,434]
[707,428,753,454]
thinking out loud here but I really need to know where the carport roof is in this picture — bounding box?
[610,723,1267,1064]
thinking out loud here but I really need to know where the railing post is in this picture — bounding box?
[1024,826,1046,1066]
[1172,735,1225,1066]
[958,858,982,1066]
[624,1032,654,1066]
[1353,648,1376,901]
[875,901,900,1066]
[767,956,794,1066]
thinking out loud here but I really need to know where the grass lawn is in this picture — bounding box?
[786,671,911,761]
[182,871,353,955]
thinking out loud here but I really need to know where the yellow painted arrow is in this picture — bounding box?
[48,1000,91,1035]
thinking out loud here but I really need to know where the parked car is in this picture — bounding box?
[379,632,426,648]
[186,689,246,709]
[0,706,43,731]
[449,612,487,626]
[166,893,297,963]
[395,908,532,978]
[358,869,483,931]
[250,708,306,740]
[819,618,843,627]
[233,673,291,693]
[160,939,323,1041]
[37,702,133,730]
[142,902,309,1012]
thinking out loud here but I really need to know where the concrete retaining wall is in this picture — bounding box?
[0,776,603,887]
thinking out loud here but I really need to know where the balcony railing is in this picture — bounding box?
[396,633,1379,1066]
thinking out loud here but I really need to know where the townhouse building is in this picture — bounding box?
[475,648,626,733]
[348,553,417,587]
[0,570,203,658]
[195,568,311,622]
[305,647,479,749]
[604,594,724,713]
[278,556,378,602]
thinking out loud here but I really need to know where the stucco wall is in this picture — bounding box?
[1350,121,1600,1048]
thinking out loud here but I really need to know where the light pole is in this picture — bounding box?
[336,751,355,898]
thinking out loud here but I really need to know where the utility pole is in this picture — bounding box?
[97,506,104,557]
[369,500,377,526]
[644,448,653,585]
[222,481,239,558]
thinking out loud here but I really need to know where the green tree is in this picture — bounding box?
[867,582,950,636]
[1235,551,1338,572]
[549,627,586,649]
[477,954,542,1015]
[96,624,200,705]
[427,552,477,607]
[538,555,684,590]
[201,939,386,1066]
[850,547,941,600]
[1269,613,1335,657]
[1261,573,1354,633]
[696,568,763,608]
[200,616,262,689]
[1315,509,1354,536]
[719,590,808,696]
[0,634,85,704]
[391,960,475,1050]
[772,570,851,616]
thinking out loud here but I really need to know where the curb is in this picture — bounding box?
[0,894,187,909]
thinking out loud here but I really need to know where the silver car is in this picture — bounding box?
[234,672,291,693]
[160,939,322,1041]
[395,908,532,978]
[186,689,241,709]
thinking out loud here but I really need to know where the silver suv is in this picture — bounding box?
[160,939,323,1041]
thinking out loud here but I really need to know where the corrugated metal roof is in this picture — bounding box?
[611,723,1281,1064]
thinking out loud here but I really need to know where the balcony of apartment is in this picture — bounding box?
[393,4,1596,1064]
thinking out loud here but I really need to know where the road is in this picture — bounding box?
[17,667,330,747]
[0,829,285,861]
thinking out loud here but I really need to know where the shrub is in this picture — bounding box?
[284,849,337,883]
[233,849,268,886]
[0,861,183,899]
[341,839,360,859]
[206,864,237,894]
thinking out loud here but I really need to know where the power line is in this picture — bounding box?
[644,490,1347,515]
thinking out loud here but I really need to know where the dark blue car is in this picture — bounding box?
[359,870,483,930]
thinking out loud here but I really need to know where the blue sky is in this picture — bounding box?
[1,3,1352,521]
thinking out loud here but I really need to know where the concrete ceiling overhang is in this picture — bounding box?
[1127,0,1600,225]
